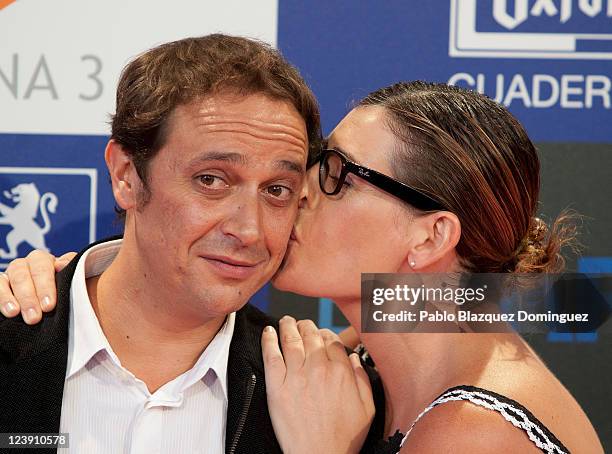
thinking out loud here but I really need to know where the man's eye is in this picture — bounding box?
[266,185,292,200]
[197,175,228,189]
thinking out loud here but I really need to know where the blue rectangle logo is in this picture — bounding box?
[0,167,97,269]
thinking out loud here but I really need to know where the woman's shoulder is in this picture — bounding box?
[400,391,545,453]
[400,382,603,454]
[479,365,603,453]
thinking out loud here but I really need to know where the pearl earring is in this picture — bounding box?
[409,260,416,268]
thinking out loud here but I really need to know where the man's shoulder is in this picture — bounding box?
[0,291,70,363]
[0,236,120,362]
[227,303,279,377]
[236,303,280,330]
[0,314,69,433]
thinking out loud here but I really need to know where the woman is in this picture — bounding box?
[1,82,604,453]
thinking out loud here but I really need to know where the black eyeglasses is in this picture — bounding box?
[318,149,445,211]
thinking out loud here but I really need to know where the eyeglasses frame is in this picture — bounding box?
[318,148,445,212]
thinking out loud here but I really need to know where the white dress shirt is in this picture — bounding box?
[59,239,235,454]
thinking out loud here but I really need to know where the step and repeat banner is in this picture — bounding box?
[1,0,610,446]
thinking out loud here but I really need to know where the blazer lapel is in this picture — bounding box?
[0,248,80,448]
[0,238,109,440]
[224,305,282,454]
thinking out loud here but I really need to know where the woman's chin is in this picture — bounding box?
[272,241,301,290]
[271,267,322,297]
[271,271,307,294]
[270,272,290,291]
[270,259,298,292]
[271,243,330,297]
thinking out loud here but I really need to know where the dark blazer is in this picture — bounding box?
[0,238,385,453]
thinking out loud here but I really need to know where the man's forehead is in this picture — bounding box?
[165,93,308,152]
[182,92,305,127]
[152,93,308,173]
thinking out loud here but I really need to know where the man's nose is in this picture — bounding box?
[220,193,263,247]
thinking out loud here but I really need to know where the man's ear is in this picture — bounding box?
[105,140,140,211]
[407,211,461,270]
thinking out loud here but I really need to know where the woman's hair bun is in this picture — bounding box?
[513,211,580,273]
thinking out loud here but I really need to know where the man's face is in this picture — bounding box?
[128,92,308,319]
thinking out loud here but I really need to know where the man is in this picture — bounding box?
[0,35,383,453]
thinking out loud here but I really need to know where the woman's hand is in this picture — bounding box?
[262,316,375,454]
[338,326,361,350]
[0,250,75,324]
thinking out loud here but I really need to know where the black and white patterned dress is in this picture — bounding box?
[354,347,570,454]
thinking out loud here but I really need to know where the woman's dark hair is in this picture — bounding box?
[359,81,577,273]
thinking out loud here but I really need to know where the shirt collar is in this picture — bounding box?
[175,312,235,399]
[66,239,122,379]
[65,239,236,400]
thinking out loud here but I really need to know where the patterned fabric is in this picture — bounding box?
[398,385,570,454]
[353,344,570,454]
[355,343,375,368]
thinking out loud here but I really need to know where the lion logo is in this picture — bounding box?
[0,182,58,259]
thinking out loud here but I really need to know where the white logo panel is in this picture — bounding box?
[0,0,279,134]
[450,0,612,59]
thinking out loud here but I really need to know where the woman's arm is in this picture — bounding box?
[0,250,74,323]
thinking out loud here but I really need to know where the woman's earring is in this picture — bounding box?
[409,259,416,268]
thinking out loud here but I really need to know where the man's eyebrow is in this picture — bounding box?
[189,151,247,166]
[189,152,303,174]
[274,159,305,175]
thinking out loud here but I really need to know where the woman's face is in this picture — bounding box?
[272,106,417,301]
